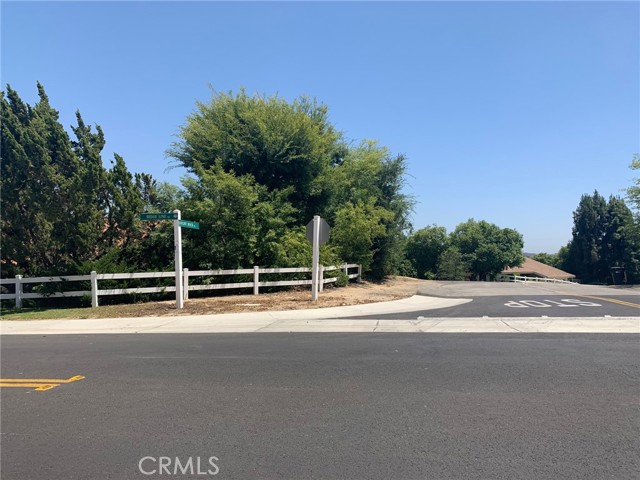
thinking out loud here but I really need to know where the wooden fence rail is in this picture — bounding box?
[0,264,361,309]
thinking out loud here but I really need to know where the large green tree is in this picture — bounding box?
[560,192,639,284]
[561,191,608,283]
[168,89,345,224]
[449,219,524,280]
[326,141,413,279]
[169,90,412,279]
[1,84,158,277]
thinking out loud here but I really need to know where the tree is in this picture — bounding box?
[449,219,524,280]
[168,89,345,224]
[1,84,158,277]
[560,192,640,284]
[179,164,261,269]
[325,141,413,279]
[331,199,393,272]
[602,196,640,283]
[561,191,608,283]
[436,246,468,280]
[169,90,413,279]
[405,226,449,279]
[104,153,144,249]
[627,154,640,213]
[531,252,559,267]
[1,83,81,275]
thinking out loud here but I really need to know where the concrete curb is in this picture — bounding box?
[0,295,469,335]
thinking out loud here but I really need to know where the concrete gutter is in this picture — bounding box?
[1,295,638,334]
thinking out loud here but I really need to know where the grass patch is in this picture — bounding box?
[1,307,97,320]
[0,301,177,320]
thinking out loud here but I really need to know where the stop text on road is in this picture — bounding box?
[505,299,602,308]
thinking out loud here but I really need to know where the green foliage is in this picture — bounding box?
[333,270,350,287]
[560,192,640,284]
[168,88,345,224]
[1,84,160,278]
[331,199,393,272]
[449,219,524,280]
[405,225,449,279]
[530,252,559,267]
[325,141,413,279]
[3,84,413,285]
[169,90,413,279]
[436,247,469,280]
[627,154,640,213]
[180,164,261,269]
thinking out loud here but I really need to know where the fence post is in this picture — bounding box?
[183,268,189,301]
[319,264,324,292]
[15,275,23,310]
[357,265,362,283]
[90,271,99,308]
[253,266,259,295]
[343,263,348,278]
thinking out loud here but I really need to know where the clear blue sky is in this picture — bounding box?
[2,1,638,253]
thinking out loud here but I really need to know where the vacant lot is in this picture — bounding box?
[1,277,429,320]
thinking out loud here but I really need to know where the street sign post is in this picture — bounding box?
[306,216,331,301]
[173,210,184,309]
[139,211,200,309]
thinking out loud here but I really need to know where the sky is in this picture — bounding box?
[2,1,638,253]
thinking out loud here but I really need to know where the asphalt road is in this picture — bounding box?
[349,294,640,319]
[2,333,639,480]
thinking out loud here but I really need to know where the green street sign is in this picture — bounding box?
[140,212,178,221]
[179,220,200,230]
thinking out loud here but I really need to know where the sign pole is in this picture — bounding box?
[311,215,320,301]
[173,209,184,309]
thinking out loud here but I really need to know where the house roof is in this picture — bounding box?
[502,257,575,279]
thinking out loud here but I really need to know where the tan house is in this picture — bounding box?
[502,257,575,281]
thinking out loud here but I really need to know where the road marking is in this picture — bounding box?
[0,375,85,384]
[575,295,640,309]
[0,375,85,391]
[0,383,57,391]
[505,299,602,308]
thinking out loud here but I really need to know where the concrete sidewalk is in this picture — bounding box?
[1,295,638,334]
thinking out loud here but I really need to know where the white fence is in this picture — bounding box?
[500,274,578,285]
[0,264,361,309]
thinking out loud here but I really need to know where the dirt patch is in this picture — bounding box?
[177,276,428,316]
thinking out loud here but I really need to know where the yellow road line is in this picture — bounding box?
[0,375,85,384]
[577,295,640,309]
[0,383,58,391]
[0,375,84,391]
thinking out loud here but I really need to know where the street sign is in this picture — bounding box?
[178,220,200,230]
[140,212,178,221]
[306,218,330,245]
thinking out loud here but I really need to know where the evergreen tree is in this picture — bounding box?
[1,83,158,277]
[560,192,639,284]
[563,191,608,283]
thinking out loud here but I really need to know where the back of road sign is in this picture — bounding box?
[306,218,330,245]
